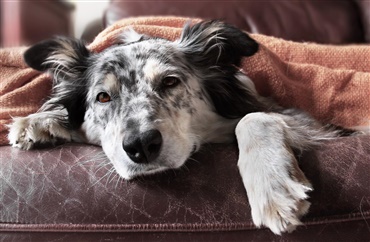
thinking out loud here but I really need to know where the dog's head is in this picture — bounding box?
[24,20,261,179]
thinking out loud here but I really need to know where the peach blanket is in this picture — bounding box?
[1,16,369,145]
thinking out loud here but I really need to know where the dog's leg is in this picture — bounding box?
[235,111,332,234]
[8,109,81,150]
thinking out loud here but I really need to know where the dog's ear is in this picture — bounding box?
[177,20,258,67]
[24,36,90,75]
[24,37,90,129]
[177,21,264,118]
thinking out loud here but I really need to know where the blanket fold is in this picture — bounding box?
[0,16,369,145]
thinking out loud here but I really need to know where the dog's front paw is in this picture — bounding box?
[248,172,312,235]
[8,116,64,150]
[8,117,36,150]
[239,149,313,235]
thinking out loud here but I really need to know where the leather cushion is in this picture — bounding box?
[0,135,369,239]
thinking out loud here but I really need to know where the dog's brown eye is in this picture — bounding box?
[97,92,111,103]
[162,76,180,88]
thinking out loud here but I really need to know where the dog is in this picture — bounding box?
[8,20,345,234]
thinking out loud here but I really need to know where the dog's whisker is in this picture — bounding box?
[179,163,190,173]
[95,162,112,172]
[105,167,117,187]
[90,166,115,188]
[114,174,124,190]
[186,157,200,165]
[77,152,108,166]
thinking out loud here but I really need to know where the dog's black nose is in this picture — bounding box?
[123,129,163,164]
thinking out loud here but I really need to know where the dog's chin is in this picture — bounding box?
[103,141,194,180]
[112,157,188,180]
[126,166,170,180]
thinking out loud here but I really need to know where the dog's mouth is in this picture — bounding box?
[103,135,196,180]
[123,148,198,180]
[122,163,172,180]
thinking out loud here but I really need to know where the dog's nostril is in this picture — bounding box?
[123,129,163,164]
[148,143,161,154]
[123,136,146,163]
[125,148,142,159]
[145,130,162,152]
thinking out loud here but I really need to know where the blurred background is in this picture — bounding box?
[0,0,109,47]
[1,0,369,48]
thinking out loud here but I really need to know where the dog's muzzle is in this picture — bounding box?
[122,129,163,164]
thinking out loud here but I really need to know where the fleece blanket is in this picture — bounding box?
[0,16,369,145]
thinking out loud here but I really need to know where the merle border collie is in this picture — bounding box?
[9,20,350,234]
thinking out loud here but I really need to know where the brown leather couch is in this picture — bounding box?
[1,1,370,241]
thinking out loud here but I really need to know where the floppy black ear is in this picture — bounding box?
[24,37,90,129]
[177,21,264,119]
[178,20,258,67]
[24,39,60,71]
[24,37,90,73]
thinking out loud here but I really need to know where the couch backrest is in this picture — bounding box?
[105,0,369,44]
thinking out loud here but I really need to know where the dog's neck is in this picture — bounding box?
[193,110,240,144]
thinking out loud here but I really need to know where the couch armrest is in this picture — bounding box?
[0,135,369,240]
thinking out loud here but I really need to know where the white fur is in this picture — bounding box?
[8,111,75,150]
[120,27,143,43]
[236,113,312,234]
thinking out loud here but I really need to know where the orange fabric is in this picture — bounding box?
[0,47,51,145]
[1,16,369,145]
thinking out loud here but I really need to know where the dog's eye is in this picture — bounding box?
[162,76,180,88]
[97,92,111,103]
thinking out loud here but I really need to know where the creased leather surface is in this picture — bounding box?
[0,135,369,239]
[0,143,251,228]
